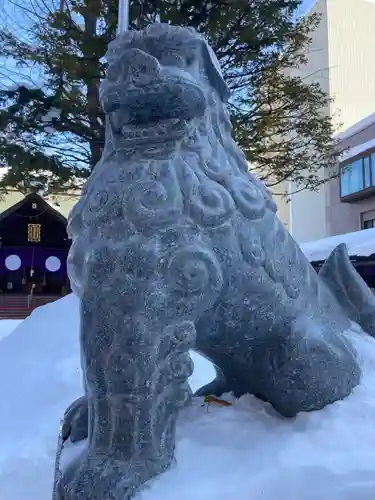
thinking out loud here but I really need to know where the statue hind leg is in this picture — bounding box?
[195,311,361,418]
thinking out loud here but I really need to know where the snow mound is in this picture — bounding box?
[0,320,22,342]
[1,295,375,500]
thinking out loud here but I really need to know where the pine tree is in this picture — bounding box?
[0,0,338,194]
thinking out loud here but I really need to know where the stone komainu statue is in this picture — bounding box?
[57,23,375,500]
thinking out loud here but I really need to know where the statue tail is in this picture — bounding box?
[319,243,375,337]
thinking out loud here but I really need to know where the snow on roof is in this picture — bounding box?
[300,228,375,262]
[332,112,375,162]
[335,112,375,142]
[340,137,375,162]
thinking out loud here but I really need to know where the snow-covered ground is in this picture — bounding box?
[1,295,375,499]
[0,319,22,342]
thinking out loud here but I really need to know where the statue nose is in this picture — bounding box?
[122,49,161,84]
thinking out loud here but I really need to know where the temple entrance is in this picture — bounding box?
[0,253,70,295]
[0,193,71,318]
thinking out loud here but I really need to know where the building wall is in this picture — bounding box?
[327,180,375,235]
[274,197,290,231]
[270,181,290,230]
[327,116,375,235]
[327,0,375,130]
[288,0,375,243]
[325,0,375,237]
[288,0,331,243]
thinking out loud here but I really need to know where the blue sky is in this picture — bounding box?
[301,0,317,13]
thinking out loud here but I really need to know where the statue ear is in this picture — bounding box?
[201,41,231,102]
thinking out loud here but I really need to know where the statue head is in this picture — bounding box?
[100,23,230,149]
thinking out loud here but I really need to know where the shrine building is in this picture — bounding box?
[0,192,77,318]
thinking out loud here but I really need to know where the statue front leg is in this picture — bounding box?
[56,243,196,499]
[57,238,222,499]
[58,319,195,500]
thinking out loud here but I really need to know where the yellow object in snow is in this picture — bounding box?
[203,395,232,407]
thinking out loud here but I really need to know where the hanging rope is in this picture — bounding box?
[52,420,71,500]
[27,247,36,308]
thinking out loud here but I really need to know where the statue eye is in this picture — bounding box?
[162,50,185,66]
[186,54,195,66]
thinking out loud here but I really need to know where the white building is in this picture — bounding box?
[284,0,375,243]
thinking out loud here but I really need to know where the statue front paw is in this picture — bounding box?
[62,396,88,443]
[56,451,155,500]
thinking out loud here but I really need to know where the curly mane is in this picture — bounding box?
[178,88,277,216]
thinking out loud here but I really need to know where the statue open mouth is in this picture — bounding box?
[106,75,206,146]
[101,45,207,147]
[118,116,190,146]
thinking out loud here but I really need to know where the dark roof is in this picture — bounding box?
[0,193,67,225]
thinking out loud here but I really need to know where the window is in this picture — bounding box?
[340,159,363,196]
[361,210,375,230]
[364,156,371,188]
[372,153,375,186]
[363,219,375,229]
[340,151,375,198]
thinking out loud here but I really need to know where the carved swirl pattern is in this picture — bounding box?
[227,177,266,220]
[199,157,228,183]
[262,222,303,300]
[170,353,194,382]
[187,180,235,228]
[157,322,196,365]
[153,322,196,431]
[282,243,304,299]
[125,166,183,230]
[284,279,301,299]
[166,246,223,297]
[264,254,287,283]
[238,229,266,268]
[263,222,287,284]
[79,184,122,227]
[155,351,194,396]
[89,189,108,212]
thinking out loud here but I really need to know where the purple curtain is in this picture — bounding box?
[358,265,375,276]
[0,247,68,276]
